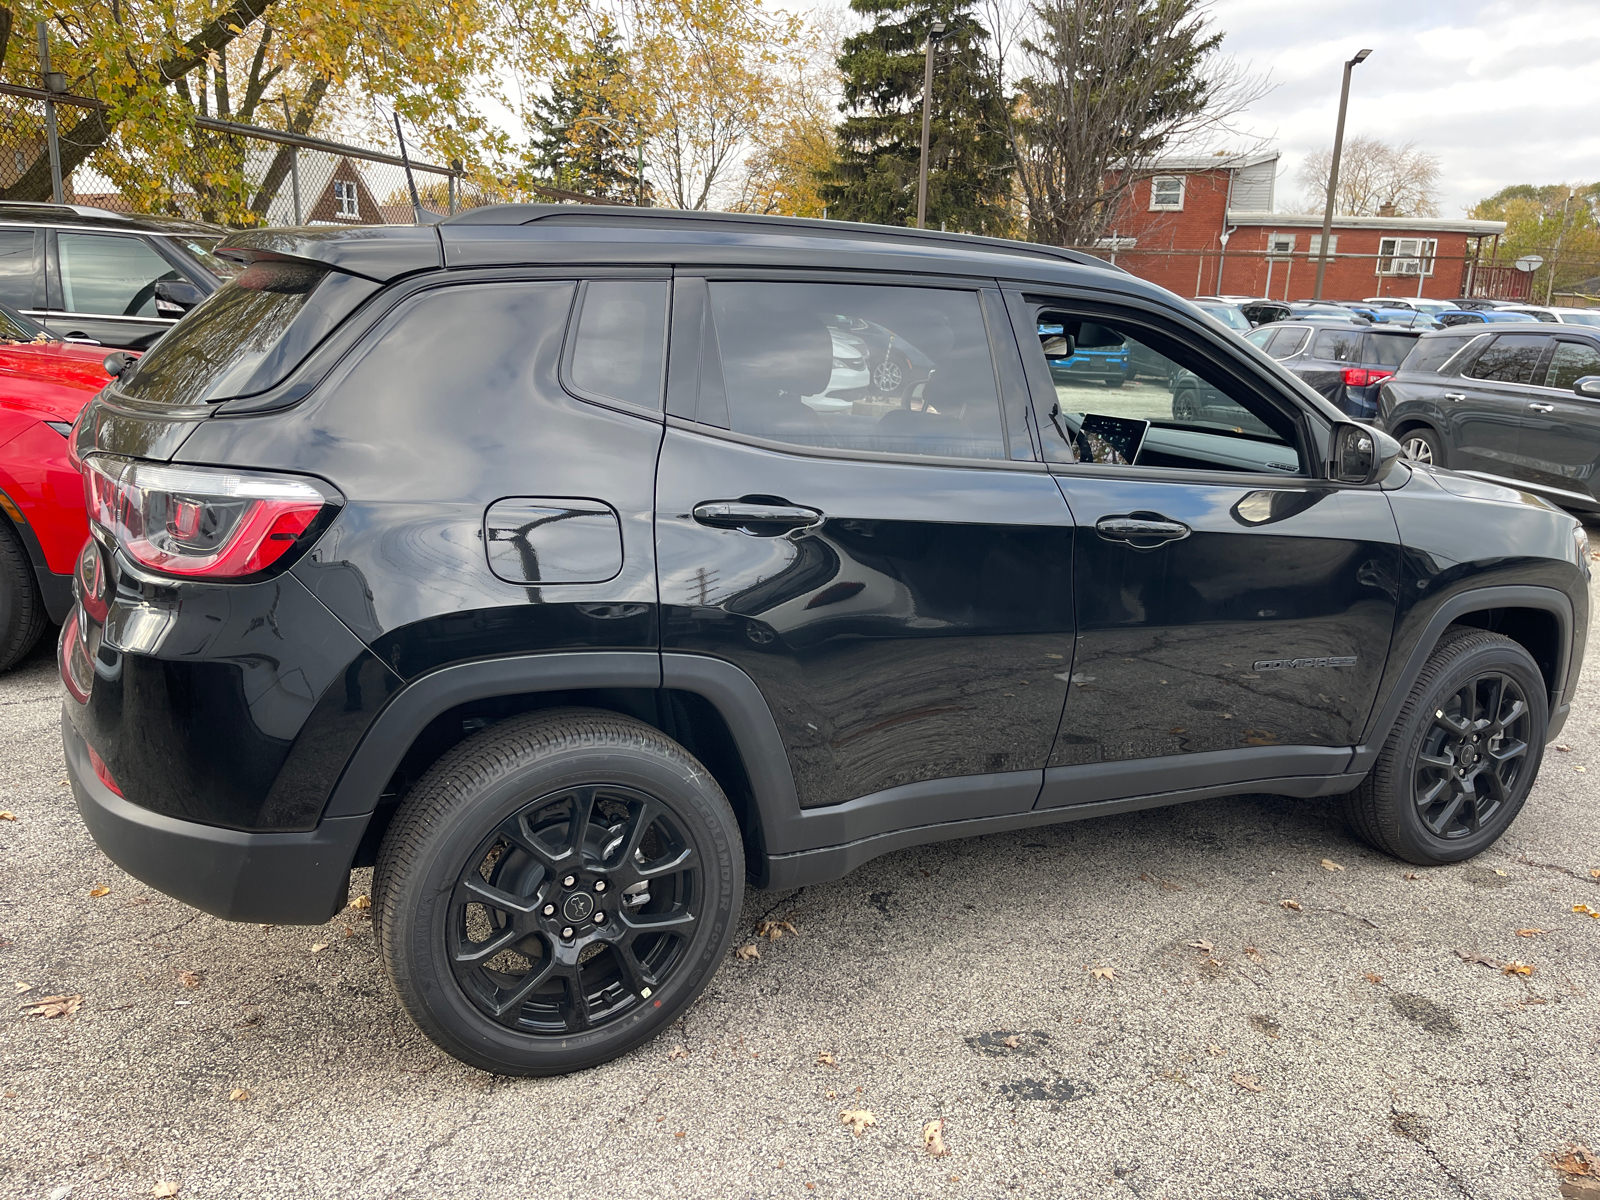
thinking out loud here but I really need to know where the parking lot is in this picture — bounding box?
[3,526,1598,1200]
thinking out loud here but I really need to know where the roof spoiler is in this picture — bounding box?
[214,225,442,282]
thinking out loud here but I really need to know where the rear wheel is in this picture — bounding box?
[1398,427,1442,466]
[1172,389,1201,422]
[1343,630,1546,864]
[0,522,47,672]
[374,709,743,1075]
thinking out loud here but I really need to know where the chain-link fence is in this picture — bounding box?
[0,83,586,228]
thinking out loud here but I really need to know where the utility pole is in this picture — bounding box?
[281,96,303,224]
[38,22,65,204]
[1313,48,1371,300]
[915,20,946,230]
[1547,190,1574,305]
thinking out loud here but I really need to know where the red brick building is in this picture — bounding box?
[1100,152,1513,303]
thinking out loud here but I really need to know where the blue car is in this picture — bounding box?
[1040,320,1131,386]
[1434,309,1543,327]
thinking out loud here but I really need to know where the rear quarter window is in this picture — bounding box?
[1399,334,1479,375]
[1311,328,1360,362]
[115,260,329,404]
[1365,333,1417,368]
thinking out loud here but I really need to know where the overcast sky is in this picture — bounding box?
[1207,0,1600,215]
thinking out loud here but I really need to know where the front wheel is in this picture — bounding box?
[1399,427,1442,466]
[374,709,743,1075]
[1342,629,1546,864]
[0,522,47,672]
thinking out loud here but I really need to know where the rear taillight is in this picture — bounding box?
[86,744,123,796]
[84,455,337,579]
[1343,367,1395,387]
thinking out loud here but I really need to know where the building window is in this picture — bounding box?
[333,180,359,220]
[1149,176,1185,212]
[1376,237,1437,276]
[1308,234,1338,258]
[1267,232,1296,257]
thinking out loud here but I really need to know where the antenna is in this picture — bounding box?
[393,112,442,225]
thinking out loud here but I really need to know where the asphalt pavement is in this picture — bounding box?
[3,529,1599,1200]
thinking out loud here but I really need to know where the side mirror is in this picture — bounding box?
[1333,422,1402,485]
[1040,334,1076,357]
[1574,375,1600,400]
[153,279,205,317]
[103,351,133,378]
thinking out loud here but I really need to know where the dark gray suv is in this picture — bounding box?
[1378,325,1600,512]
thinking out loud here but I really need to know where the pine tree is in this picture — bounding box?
[527,27,647,204]
[819,0,1013,235]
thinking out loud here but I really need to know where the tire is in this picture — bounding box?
[1398,427,1442,466]
[0,521,47,673]
[373,708,743,1076]
[1104,377,1126,388]
[1343,629,1547,865]
[1172,389,1201,422]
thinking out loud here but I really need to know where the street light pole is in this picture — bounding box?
[915,20,946,230]
[1313,48,1371,300]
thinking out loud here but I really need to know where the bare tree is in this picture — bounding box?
[1296,136,1440,217]
[1004,0,1269,247]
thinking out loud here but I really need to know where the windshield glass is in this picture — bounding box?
[1200,304,1251,332]
[116,259,328,404]
[1558,311,1600,327]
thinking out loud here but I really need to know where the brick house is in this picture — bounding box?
[1100,151,1511,302]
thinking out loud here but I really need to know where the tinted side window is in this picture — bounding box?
[1266,326,1309,359]
[1400,334,1477,375]
[1467,333,1551,384]
[1244,328,1274,350]
[567,280,668,412]
[1364,332,1415,368]
[1311,329,1360,362]
[0,228,36,309]
[705,282,1005,461]
[58,233,179,317]
[1545,340,1600,390]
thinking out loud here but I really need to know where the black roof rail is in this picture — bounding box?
[440,204,1124,274]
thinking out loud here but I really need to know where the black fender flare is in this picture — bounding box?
[1349,584,1573,771]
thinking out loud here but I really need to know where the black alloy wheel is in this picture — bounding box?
[448,783,700,1034]
[1172,390,1201,422]
[375,709,742,1075]
[1343,629,1547,864]
[1410,672,1531,840]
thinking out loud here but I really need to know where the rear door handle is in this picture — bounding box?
[1444,392,1467,402]
[1095,514,1192,545]
[1528,402,1556,413]
[693,501,823,533]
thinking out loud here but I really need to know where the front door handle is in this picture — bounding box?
[1528,402,1556,413]
[1095,514,1192,546]
[693,501,823,533]
[1444,392,1467,402]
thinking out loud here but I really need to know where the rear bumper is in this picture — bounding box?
[64,708,366,924]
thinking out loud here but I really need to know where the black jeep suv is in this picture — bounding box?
[61,208,1591,1076]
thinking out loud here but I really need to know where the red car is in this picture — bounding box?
[0,304,123,670]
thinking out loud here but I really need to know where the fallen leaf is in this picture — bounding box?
[1577,767,1588,773]
[1455,949,1501,968]
[13,982,30,993]
[1549,1145,1595,1177]
[310,942,329,954]
[1405,872,1423,880]
[1001,1035,1024,1049]
[153,1182,181,1198]
[816,1051,836,1067]
[673,1131,686,1138]
[1574,905,1600,919]
[840,1108,877,1137]
[177,971,201,989]
[922,1118,949,1157]
[350,895,372,910]
[1494,868,1509,876]
[88,886,110,898]
[1280,899,1302,911]
[668,1046,689,1061]
[756,918,798,941]
[734,943,760,961]
[1088,965,1116,981]
[1591,869,1600,880]
[1206,1044,1225,1057]
[0,811,14,820]
[824,1090,837,1099]
[1231,1073,1263,1092]
[21,994,82,1018]
[1321,859,1344,872]
[1502,960,1535,977]
[1243,946,1262,959]
[1188,940,1214,954]
[1556,745,1572,752]
[229,1088,249,1101]
[949,1176,961,1184]
[49,1186,71,1200]
[1516,928,1546,938]
[1363,972,1383,985]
